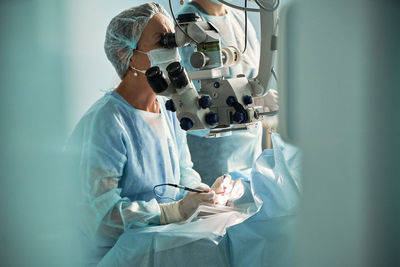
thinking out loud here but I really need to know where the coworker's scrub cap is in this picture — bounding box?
[104,2,170,79]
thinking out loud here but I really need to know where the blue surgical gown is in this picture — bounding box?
[67,91,201,243]
[178,2,262,184]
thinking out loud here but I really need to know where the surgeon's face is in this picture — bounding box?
[130,13,174,70]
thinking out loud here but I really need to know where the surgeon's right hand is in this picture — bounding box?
[179,186,216,220]
[159,185,216,224]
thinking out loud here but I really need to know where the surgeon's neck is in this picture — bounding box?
[194,0,227,16]
[115,73,159,113]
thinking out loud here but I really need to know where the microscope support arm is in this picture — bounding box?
[250,0,278,97]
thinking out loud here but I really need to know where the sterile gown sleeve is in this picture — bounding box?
[71,105,162,241]
[172,113,202,189]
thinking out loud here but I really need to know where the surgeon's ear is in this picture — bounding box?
[128,52,136,68]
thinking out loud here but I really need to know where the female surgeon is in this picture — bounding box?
[67,2,230,248]
[178,0,279,185]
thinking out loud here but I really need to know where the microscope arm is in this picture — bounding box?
[249,0,278,97]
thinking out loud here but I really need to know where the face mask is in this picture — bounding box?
[210,0,222,4]
[137,47,181,72]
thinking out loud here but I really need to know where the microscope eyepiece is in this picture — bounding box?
[177,13,201,23]
[145,66,169,93]
[166,62,189,89]
[160,33,177,48]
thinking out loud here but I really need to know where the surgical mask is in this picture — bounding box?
[137,47,181,73]
[210,0,222,4]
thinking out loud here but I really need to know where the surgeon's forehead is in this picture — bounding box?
[137,13,173,50]
[153,13,174,33]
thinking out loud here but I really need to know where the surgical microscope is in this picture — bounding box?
[145,0,279,137]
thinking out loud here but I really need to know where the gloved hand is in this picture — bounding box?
[212,174,235,205]
[179,185,216,219]
[211,174,233,194]
[255,89,279,112]
[159,185,216,224]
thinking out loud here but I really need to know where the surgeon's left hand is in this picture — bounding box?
[211,174,235,205]
[211,174,230,194]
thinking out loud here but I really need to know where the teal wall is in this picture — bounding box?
[0,1,76,266]
[279,1,400,266]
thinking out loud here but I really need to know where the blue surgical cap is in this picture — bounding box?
[104,2,171,79]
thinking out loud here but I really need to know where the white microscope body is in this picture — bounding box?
[145,0,278,137]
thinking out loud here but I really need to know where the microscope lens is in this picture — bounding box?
[145,66,169,93]
[166,62,189,88]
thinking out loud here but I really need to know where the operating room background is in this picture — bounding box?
[0,0,399,266]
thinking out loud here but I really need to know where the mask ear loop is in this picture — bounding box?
[130,66,139,77]
[130,66,146,76]
[130,49,150,76]
[135,49,149,55]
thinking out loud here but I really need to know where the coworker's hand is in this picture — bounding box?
[258,89,279,112]
[178,185,216,220]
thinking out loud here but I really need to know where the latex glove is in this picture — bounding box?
[255,89,279,112]
[212,174,236,205]
[211,174,233,194]
[159,185,215,224]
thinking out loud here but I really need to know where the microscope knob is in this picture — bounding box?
[243,95,253,105]
[165,99,176,112]
[190,52,209,68]
[205,112,219,126]
[233,111,246,124]
[226,96,237,107]
[199,95,213,109]
[180,117,194,131]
